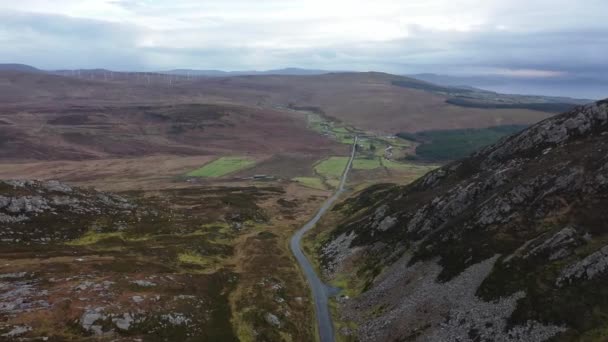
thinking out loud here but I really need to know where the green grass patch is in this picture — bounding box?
[187,157,256,178]
[293,177,327,190]
[66,231,126,246]
[335,132,355,144]
[314,157,350,179]
[305,113,354,145]
[333,127,350,134]
[353,158,382,170]
[326,179,340,188]
[178,251,215,267]
[330,273,363,298]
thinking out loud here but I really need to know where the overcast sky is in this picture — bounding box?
[0,0,606,78]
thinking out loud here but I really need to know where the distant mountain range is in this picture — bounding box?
[162,67,334,77]
[1,63,605,100]
[0,63,41,73]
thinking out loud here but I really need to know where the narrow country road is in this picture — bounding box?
[290,136,358,342]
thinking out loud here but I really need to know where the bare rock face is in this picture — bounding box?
[342,254,565,342]
[318,101,608,341]
[557,245,608,286]
[526,226,582,261]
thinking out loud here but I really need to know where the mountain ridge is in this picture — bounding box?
[313,99,608,341]
[0,64,41,73]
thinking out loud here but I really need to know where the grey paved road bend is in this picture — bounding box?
[290,136,357,342]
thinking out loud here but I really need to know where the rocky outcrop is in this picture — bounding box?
[342,254,565,342]
[557,245,608,286]
[318,101,608,341]
[0,180,138,243]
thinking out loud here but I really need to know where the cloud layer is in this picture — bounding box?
[0,0,606,79]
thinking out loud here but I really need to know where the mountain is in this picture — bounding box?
[0,64,41,73]
[313,100,608,341]
[163,67,333,77]
[410,73,608,100]
[189,72,588,133]
[0,70,590,136]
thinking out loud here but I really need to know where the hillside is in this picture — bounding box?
[311,100,608,341]
[191,72,588,133]
[0,70,585,134]
[0,100,339,162]
[0,64,41,73]
[0,178,327,340]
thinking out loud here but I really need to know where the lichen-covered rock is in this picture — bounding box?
[557,245,608,286]
[264,312,281,327]
[80,307,108,335]
[113,313,136,330]
[2,325,32,338]
[526,227,582,261]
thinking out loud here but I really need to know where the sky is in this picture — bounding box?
[0,0,607,79]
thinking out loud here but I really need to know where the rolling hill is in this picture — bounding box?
[0,70,587,135]
[187,72,587,133]
[163,67,333,77]
[0,64,41,73]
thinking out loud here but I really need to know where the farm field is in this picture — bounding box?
[314,157,351,179]
[187,157,256,178]
[352,158,382,170]
[305,112,357,145]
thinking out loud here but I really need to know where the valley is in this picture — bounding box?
[0,69,444,341]
[2,0,606,340]
[0,68,597,341]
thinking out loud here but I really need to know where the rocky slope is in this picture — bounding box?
[316,100,608,341]
[0,179,304,341]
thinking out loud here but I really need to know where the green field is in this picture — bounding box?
[333,131,355,145]
[353,158,382,170]
[315,157,350,179]
[306,113,355,145]
[187,157,256,177]
[293,177,327,190]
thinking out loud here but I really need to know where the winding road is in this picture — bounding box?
[290,136,358,342]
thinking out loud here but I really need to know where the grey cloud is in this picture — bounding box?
[0,4,606,84]
[0,11,144,70]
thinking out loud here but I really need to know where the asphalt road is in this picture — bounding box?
[290,136,358,342]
